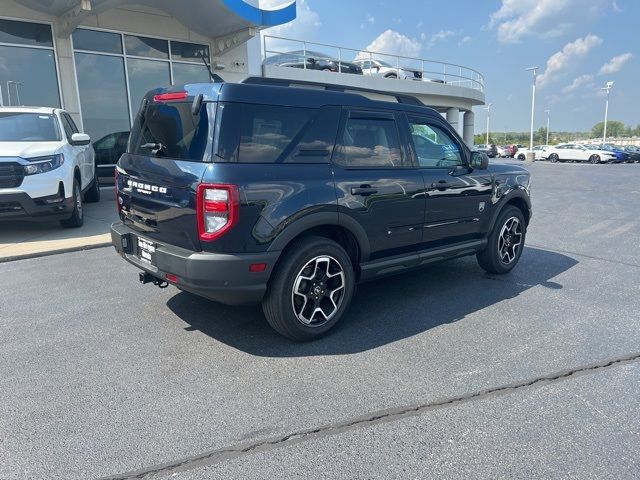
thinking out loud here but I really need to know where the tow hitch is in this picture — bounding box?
[139,272,168,288]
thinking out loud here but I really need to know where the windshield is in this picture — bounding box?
[0,112,61,142]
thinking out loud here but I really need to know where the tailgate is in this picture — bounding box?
[117,153,208,250]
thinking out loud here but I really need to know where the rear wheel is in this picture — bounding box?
[589,154,600,164]
[262,236,355,341]
[477,206,526,274]
[517,153,525,161]
[385,73,398,79]
[549,153,559,163]
[60,178,84,228]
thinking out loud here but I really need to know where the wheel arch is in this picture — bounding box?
[267,212,371,275]
[488,190,531,232]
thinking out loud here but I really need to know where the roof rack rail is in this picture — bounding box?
[241,76,425,106]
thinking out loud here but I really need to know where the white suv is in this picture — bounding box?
[0,107,99,227]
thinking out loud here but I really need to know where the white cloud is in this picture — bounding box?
[612,1,622,12]
[427,29,456,48]
[360,29,422,58]
[599,53,632,75]
[458,35,472,46]
[562,74,594,93]
[366,13,375,25]
[261,0,320,54]
[488,0,609,43]
[537,34,602,88]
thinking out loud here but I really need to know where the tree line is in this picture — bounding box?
[474,121,639,146]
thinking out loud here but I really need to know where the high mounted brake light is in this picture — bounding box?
[153,92,188,102]
[196,184,240,241]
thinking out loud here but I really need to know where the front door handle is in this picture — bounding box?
[351,186,378,196]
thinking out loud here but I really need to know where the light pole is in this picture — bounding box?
[483,103,492,145]
[525,67,538,156]
[544,109,550,145]
[601,81,614,144]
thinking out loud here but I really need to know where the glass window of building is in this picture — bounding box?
[124,35,169,59]
[72,29,122,54]
[170,41,209,62]
[172,63,211,85]
[74,52,130,148]
[126,58,171,112]
[0,19,60,107]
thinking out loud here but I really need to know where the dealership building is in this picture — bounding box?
[0,0,484,168]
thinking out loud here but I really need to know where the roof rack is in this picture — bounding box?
[241,76,425,106]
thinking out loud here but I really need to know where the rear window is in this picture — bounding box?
[128,101,212,161]
[0,113,61,142]
[215,103,339,164]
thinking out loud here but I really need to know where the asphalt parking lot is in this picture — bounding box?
[1,160,639,479]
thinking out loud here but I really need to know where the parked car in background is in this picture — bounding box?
[587,144,631,163]
[475,144,498,158]
[514,145,549,161]
[0,107,100,227]
[264,50,363,75]
[93,131,129,184]
[353,58,423,80]
[496,145,511,157]
[620,145,640,162]
[545,144,617,163]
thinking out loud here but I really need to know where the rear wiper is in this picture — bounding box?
[141,142,166,156]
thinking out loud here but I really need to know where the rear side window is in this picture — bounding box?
[128,102,212,161]
[334,114,405,168]
[215,103,339,164]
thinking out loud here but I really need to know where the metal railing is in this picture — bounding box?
[262,35,485,93]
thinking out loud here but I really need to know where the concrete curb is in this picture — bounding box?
[0,242,113,264]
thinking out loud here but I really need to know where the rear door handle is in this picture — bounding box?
[351,186,378,196]
[431,181,455,190]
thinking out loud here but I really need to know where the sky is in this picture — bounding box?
[259,0,637,133]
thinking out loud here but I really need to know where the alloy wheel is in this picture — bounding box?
[498,217,523,264]
[291,255,345,326]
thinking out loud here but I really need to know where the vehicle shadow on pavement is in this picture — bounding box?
[167,246,577,356]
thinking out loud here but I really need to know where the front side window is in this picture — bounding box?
[408,118,463,168]
[336,114,404,168]
[0,113,61,142]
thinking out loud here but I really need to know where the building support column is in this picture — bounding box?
[446,107,459,133]
[463,110,475,147]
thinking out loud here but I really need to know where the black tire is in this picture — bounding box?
[549,153,559,163]
[60,178,84,228]
[476,206,526,274]
[262,236,355,341]
[589,154,600,164]
[84,170,101,203]
[517,153,525,161]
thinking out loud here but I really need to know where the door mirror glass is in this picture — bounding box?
[470,151,489,170]
[71,132,91,146]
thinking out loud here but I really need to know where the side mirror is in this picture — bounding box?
[470,151,489,170]
[307,57,316,64]
[70,133,91,146]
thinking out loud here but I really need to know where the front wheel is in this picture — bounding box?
[262,236,355,341]
[517,153,526,161]
[589,154,600,164]
[60,178,84,228]
[549,153,559,163]
[477,206,526,274]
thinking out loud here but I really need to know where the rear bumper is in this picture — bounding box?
[0,190,73,220]
[110,221,281,305]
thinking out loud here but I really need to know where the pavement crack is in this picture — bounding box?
[99,352,640,480]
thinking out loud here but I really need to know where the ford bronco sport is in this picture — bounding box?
[111,79,531,341]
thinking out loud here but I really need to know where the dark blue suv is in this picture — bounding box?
[111,79,532,341]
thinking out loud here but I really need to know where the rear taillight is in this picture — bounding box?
[196,184,239,241]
